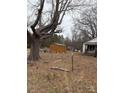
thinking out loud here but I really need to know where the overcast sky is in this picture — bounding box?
[59,14,73,39]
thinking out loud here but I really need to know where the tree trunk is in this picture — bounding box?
[28,35,40,61]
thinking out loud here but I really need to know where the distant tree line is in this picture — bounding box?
[27,34,64,48]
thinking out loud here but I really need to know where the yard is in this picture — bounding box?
[27,51,97,93]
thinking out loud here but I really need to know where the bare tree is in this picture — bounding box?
[70,29,84,50]
[76,5,97,40]
[27,0,72,61]
[69,1,97,50]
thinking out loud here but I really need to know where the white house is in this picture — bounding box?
[82,38,97,55]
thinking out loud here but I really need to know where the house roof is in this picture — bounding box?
[83,38,97,45]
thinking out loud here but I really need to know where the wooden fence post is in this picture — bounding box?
[71,53,74,72]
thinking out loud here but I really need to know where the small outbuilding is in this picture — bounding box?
[49,43,66,53]
[82,38,97,56]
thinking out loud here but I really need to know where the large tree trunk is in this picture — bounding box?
[28,35,40,61]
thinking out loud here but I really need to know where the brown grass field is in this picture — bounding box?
[27,51,97,93]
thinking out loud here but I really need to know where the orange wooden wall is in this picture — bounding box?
[49,43,66,53]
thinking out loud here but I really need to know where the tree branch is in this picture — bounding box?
[39,0,60,33]
[31,0,45,35]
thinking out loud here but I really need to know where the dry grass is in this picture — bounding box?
[27,51,97,93]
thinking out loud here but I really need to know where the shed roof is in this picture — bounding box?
[53,43,66,46]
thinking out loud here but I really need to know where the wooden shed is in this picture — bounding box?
[49,43,66,53]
